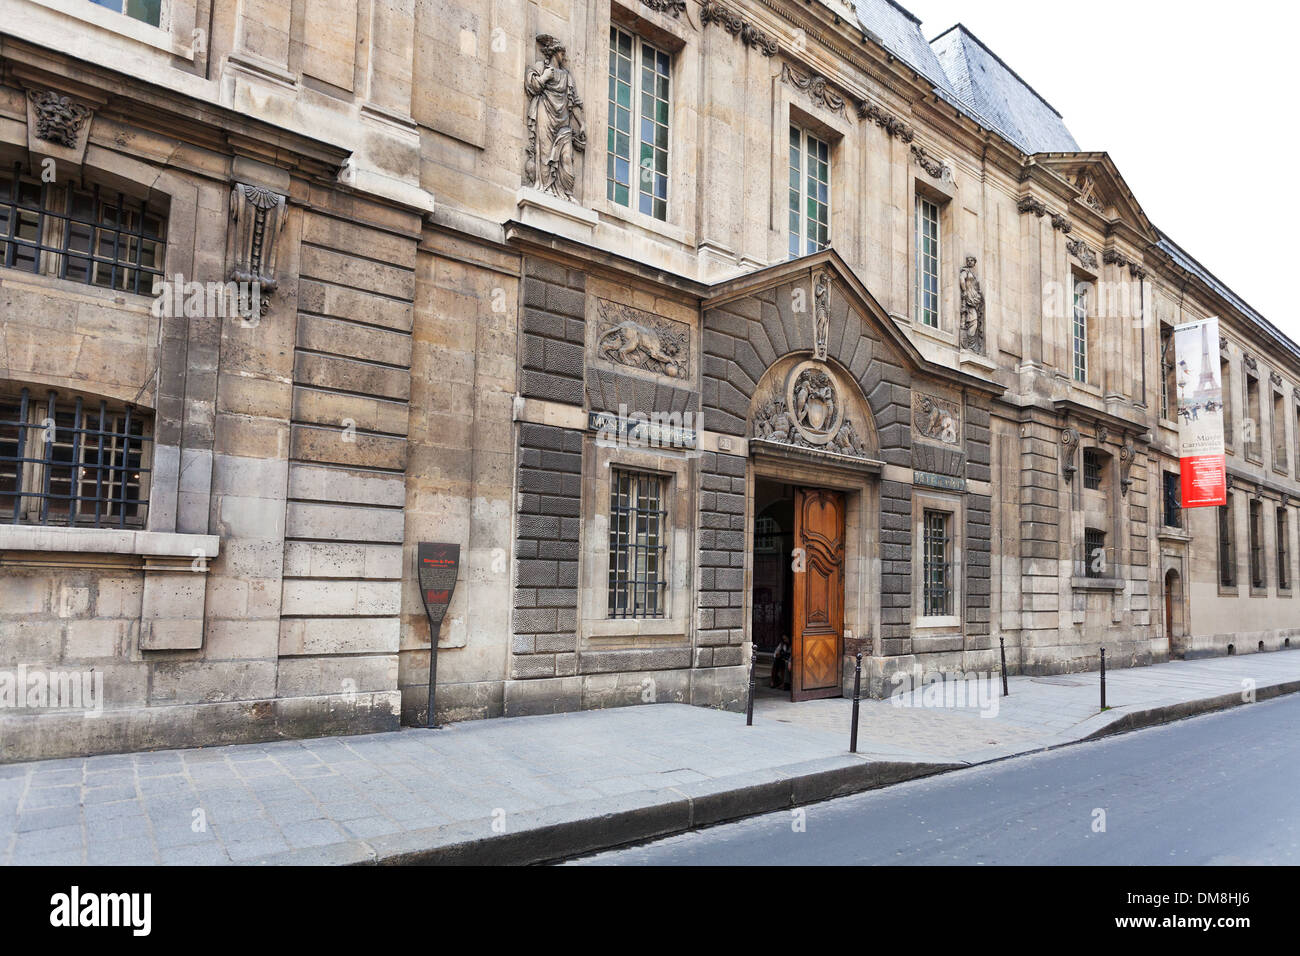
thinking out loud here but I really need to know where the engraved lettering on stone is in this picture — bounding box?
[524,35,587,202]
[595,300,689,379]
[28,90,92,148]
[913,393,961,446]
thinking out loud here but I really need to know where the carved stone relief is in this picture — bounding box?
[858,101,915,142]
[1017,196,1048,218]
[958,256,985,355]
[640,0,689,18]
[911,144,948,180]
[28,90,92,149]
[524,35,587,202]
[228,183,287,317]
[1119,438,1136,497]
[699,1,779,55]
[912,393,961,447]
[1066,238,1098,270]
[781,63,847,118]
[812,270,830,361]
[595,299,690,379]
[752,361,869,459]
[1061,426,1081,483]
[1270,370,1284,388]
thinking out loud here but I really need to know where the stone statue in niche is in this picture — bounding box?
[524,35,587,201]
[958,256,986,354]
[813,271,830,361]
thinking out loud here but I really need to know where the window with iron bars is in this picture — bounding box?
[607,470,667,619]
[1,387,152,528]
[1163,470,1182,529]
[1159,324,1176,421]
[0,164,166,294]
[1278,507,1290,591]
[1249,498,1265,589]
[1083,448,1105,491]
[1219,497,1236,588]
[1084,527,1107,578]
[922,509,953,617]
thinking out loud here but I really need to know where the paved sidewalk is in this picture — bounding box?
[3,649,1300,865]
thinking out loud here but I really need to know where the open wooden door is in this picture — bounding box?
[792,488,845,702]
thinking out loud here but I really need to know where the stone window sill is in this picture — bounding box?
[1071,576,1124,592]
[26,0,197,60]
[585,618,686,640]
[1157,527,1191,542]
[0,525,219,564]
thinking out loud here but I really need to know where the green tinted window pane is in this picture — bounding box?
[125,0,161,27]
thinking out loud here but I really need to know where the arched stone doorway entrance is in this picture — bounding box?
[1165,568,1185,658]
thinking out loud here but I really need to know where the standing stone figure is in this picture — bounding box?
[959,255,986,354]
[525,35,587,202]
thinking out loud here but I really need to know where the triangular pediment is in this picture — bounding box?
[1031,152,1159,242]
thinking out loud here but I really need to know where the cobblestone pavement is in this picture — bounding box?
[3,649,1299,865]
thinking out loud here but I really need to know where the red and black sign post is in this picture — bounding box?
[417,542,460,729]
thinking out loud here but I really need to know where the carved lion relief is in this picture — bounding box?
[594,299,690,379]
[912,393,961,447]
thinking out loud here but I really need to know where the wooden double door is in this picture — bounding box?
[791,488,846,702]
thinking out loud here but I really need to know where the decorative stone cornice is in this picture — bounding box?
[28,89,92,148]
[700,1,779,55]
[857,100,915,142]
[781,63,847,118]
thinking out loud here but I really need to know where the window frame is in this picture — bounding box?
[921,508,954,618]
[1162,470,1182,529]
[1083,527,1107,579]
[87,0,164,28]
[787,124,830,259]
[1243,371,1262,462]
[606,468,669,621]
[1218,495,1237,589]
[606,26,672,222]
[1248,497,1266,592]
[1,385,153,530]
[1277,506,1290,593]
[1072,278,1090,385]
[913,194,941,329]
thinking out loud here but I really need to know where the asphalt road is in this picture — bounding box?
[573,694,1300,865]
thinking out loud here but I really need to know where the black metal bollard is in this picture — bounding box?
[1100,647,1107,710]
[999,636,1009,698]
[746,647,758,727]
[850,653,863,754]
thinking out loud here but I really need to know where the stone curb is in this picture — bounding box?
[243,677,1300,866]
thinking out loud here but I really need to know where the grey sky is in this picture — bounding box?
[898,0,1298,344]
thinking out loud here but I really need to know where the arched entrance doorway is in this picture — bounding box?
[1165,568,1185,658]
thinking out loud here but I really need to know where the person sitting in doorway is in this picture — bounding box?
[770,636,792,691]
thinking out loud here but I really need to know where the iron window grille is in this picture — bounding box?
[922,509,953,617]
[0,163,166,295]
[1219,499,1236,587]
[606,27,671,221]
[1082,448,1104,491]
[1084,528,1107,578]
[1163,471,1182,529]
[1278,508,1290,591]
[1249,499,1265,589]
[914,195,940,328]
[607,470,668,619]
[1,387,152,528]
[788,126,830,259]
[1159,324,1176,420]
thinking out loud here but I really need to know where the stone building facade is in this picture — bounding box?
[0,0,1296,759]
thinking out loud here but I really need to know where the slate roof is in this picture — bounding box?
[928,24,1079,154]
[1157,232,1300,364]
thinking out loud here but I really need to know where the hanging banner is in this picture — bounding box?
[1173,317,1227,509]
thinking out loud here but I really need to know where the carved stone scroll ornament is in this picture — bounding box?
[639,0,688,18]
[812,271,830,361]
[524,35,587,202]
[595,300,689,379]
[699,1,779,55]
[1066,238,1098,270]
[913,393,961,446]
[911,144,947,180]
[1017,196,1048,218]
[1049,213,1073,234]
[857,101,915,143]
[1061,426,1081,484]
[958,256,985,355]
[28,90,92,148]
[1103,248,1129,269]
[228,183,287,317]
[781,64,847,118]
[752,367,867,460]
[1119,438,1136,497]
